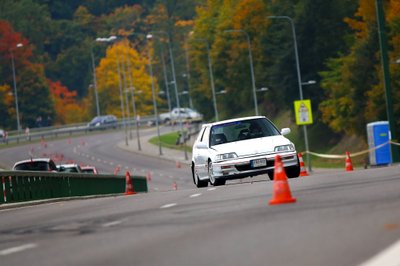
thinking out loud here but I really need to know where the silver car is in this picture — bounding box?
[191,116,300,187]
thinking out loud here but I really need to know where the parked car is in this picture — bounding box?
[81,165,98,174]
[0,129,5,142]
[13,158,58,172]
[159,108,203,124]
[191,116,300,187]
[57,164,82,173]
[88,115,118,129]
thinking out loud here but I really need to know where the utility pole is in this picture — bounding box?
[375,0,399,162]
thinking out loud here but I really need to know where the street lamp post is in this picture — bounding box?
[224,29,259,116]
[124,32,164,154]
[115,47,128,146]
[160,46,172,114]
[96,36,128,146]
[125,44,142,150]
[268,15,311,171]
[184,37,194,109]
[10,43,23,133]
[190,38,219,121]
[90,47,101,117]
[147,44,163,156]
[148,31,187,160]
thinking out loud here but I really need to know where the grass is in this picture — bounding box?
[148,131,192,153]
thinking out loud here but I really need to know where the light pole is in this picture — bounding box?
[184,37,194,109]
[148,31,187,160]
[96,36,128,146]
[10,43,23,133]
[268,15,311,172]
[190,38,219,121]
[160,46,172,113]
[125,44,142,150]
[124,32,161,155]
[90,47,101,117]
[224,29,258,116]
[146,41,163,156]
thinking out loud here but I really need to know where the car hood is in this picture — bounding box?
[211,135,293,157]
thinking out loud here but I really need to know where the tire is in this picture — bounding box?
[267,171,274,180]
[192,163,208,188]
[208,160,226,186]
[286,157,300,178]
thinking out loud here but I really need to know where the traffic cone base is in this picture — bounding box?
[345,151,354,171]
[298,153,308,177]
[269,155,296,205]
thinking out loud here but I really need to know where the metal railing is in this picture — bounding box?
[1,116,157,145]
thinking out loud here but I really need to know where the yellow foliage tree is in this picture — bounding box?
[96,39,159,118]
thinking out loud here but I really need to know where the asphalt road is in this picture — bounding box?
[1,130,400,265]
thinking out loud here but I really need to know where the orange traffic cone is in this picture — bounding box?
[345,151,354,171]
[269,155,296,205]
[125,171,136,195]
[298,153,308,176]
[114,165,121,175]
[146,171,152,181]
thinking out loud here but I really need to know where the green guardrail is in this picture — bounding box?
[0,171,147,204]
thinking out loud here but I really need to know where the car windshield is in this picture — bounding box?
[14,161,50,171]
[210,118,280,146]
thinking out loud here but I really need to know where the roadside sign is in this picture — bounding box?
[294,99,313,125]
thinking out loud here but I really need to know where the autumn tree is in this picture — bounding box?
[95,39,160,118]
[49,80,88,124]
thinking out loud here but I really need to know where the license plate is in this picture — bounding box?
[251,158,267,168]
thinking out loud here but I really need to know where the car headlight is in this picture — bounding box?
[215,152,238,161]
[274,144,295,152]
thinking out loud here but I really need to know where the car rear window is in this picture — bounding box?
[14,162,51,171]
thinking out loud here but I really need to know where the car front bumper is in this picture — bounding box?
[212,151,298,179]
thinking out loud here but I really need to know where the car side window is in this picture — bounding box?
[199,127,206,142]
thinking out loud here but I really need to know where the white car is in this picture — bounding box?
[159,108,203,124]
[191,116,300,187]
[57,164,82,173]
[13,158,58,172]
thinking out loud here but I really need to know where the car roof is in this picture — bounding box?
[14,158,53,165]
[202,116,267,128]
[58,163,79,168]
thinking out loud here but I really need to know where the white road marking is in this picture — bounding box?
[207,188,217,191]
[160,203,177,209]
[102,220,123,228]
[0,243,38,256]
[359,239,400,266]
[190,193,202,198]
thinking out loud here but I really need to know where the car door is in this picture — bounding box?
[194,126,211,179]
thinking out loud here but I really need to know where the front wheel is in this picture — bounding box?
[286,165,300,178]
[192,163,208,188]
[208,160,226,186]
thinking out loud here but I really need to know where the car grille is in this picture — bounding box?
[234,160,274,171]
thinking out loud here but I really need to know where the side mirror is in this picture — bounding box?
[281,128,291,135]
[195,143,208,149]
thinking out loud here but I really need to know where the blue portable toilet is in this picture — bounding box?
[366,121,392,166]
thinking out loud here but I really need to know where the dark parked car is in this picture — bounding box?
[88,115,118,130]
